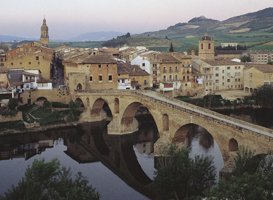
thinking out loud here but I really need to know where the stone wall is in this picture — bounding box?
[0,111,23,122]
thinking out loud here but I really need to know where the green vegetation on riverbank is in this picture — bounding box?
[0,159,100,200]
[153,145,273,200]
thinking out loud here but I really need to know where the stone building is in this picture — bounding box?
[117,62,152,89]
[40,18,49,47]
[131,52,192,92]
[204,60,244,92]
[4,42,54,80]
[198,33,215,60]
[63,54,118,92]
[249,51,273,64]
[244,64,273,93]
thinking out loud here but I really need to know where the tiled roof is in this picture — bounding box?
[144,53,181,63]
[204,59,243,66]
[246,63,273,73]
[81,54,117,64]
[118,62,150,76]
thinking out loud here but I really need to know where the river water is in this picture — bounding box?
[6,107,270,199]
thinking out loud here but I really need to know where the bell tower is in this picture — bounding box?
[199,33,214,60]
[40,18,49,46]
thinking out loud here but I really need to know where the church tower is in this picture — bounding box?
[198,33,214,60]
[40,18,49,46]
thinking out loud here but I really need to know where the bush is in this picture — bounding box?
[0,159,100,200]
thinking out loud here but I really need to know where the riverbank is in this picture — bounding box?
[0,121,79,136]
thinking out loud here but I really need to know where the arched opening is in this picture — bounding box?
[91,98,113,120]
[121,102,159,140]
[162,114,169,131]
[76,83,82,91]
[36,96,48,106]
[173,123,224,179]
[86,97,90,107]
[114,98,119,114]
[75,98,84,108]
[229,138,239,152]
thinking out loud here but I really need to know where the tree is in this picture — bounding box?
[153,146,216,200]
[8,98,18,110]
[169,42,174,52]
[241,55,251,63]
[0,159,100,200]
[207,147,273,200]
[250,84,273,107]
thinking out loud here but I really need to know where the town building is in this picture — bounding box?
[63,53,118,92]
[117,62,152,90]
[249,51,273,64]
[244,64,273,93]
[198,33,215,60]
[4,42,54,80]
[40,18,49,47]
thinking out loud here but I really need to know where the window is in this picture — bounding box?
[215,80,219,83]
[175,66,178,72]
[144,80,147,85]
[142,63,145,67]
[169,67,172,73]
[108,75,112,81]
[227,67,230,70]
[29,62,31,65]
[169,75,172,81]
[98,64,101,68]
[201,43,204,49]
[215,67,219,70]
[175,75,177,80]
[163,75,166,81]
[89,76,92,81]
[163,67,166,73]
[208,43,211,49]
[11,62,13,66]
[227,79,230,82]
[222,70,224,73]
[36,56,39,60]
[215,73,219,77]
[99,75,102,81]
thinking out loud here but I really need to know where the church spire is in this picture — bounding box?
[40,17,49,46]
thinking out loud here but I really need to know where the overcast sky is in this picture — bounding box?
[1,0,273,39]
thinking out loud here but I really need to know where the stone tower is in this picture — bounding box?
[40,18,49,46]
[198,33,214,60]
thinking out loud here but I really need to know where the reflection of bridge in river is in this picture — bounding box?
[73,90,273,171]
[0,122,157,199]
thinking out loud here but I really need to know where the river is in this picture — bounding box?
[1,109,248,199]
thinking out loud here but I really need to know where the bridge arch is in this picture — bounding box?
[229,138,239,152]
[121,102,159,137]
[75,98,85,108]
[91,98,113,118]
[162,114,169,131]
[114,98,119,114]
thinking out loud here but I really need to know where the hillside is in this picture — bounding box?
[102,7,273,52]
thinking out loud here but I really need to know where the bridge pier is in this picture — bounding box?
[108,116,139,135]
[79,108,107,123]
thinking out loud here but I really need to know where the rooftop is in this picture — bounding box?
[245,63,273,73]
[81,54,117,64]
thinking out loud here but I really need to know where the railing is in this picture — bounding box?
[76,89,273,139]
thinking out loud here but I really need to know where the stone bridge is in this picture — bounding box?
[73,90,273,171]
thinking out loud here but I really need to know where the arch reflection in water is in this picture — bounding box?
[0,119,157,200]
[172,123,224,178]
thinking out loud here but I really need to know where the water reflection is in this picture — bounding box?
[0,120,157,200]
[0,111,226,199]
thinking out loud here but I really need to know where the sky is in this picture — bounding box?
[1,0,273,40]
